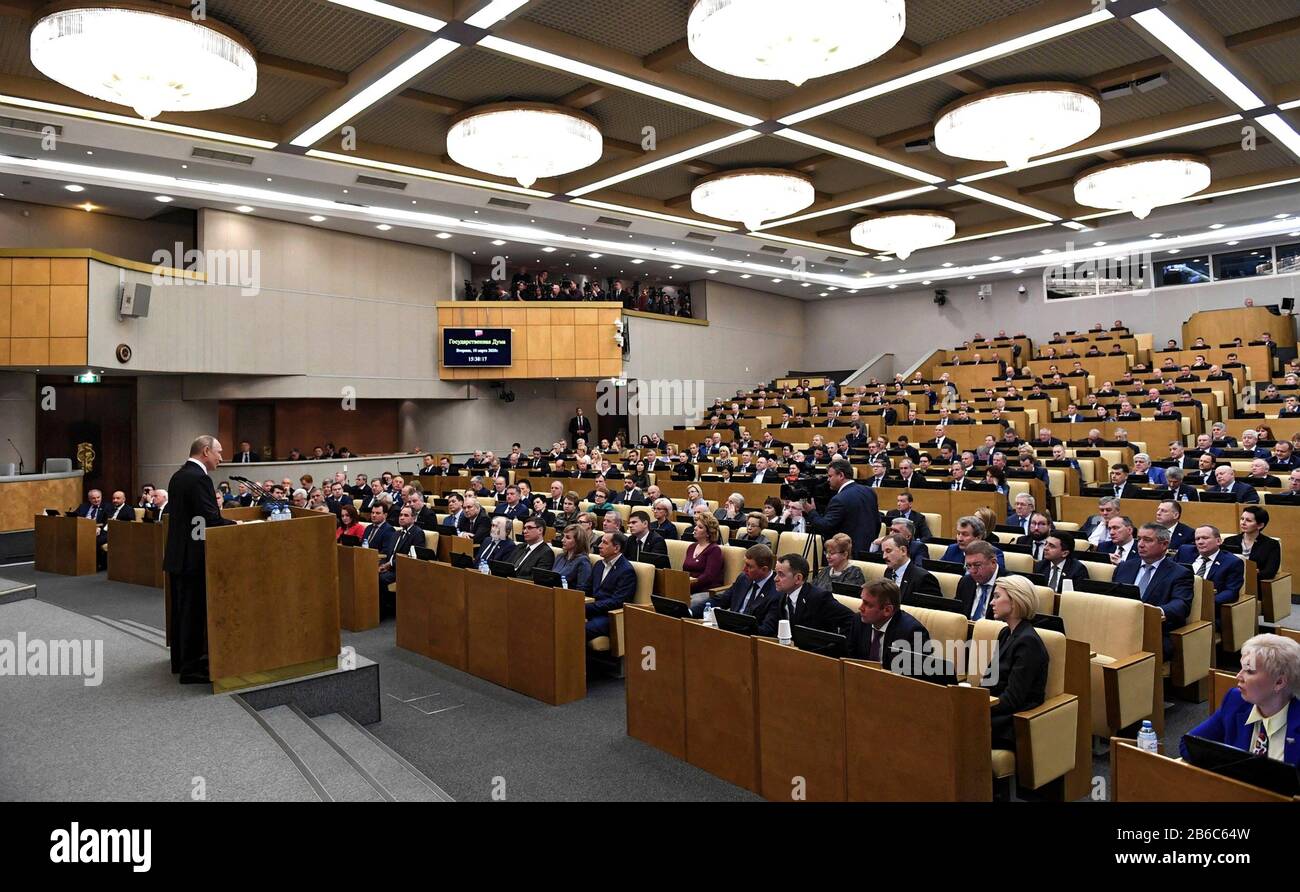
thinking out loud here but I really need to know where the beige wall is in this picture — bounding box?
[0,199,194,264]
[0,371,35,473]
[137,375,219,489]
[398,381,598,458]
[624,279,805,438]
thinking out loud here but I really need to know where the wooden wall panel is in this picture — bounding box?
[11,338,48,365]
[49,286,88,337]
[0,286,9,337]
[49,338,87,365]
[0,257,88,368]
[11,286,50,337]
[13,259,49,285]
[437,302,624,381]
[0,340,9,364]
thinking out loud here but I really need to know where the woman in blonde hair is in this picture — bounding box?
[812,533,866,591]
[1181,633,1300,763]
[983,574,1048,751]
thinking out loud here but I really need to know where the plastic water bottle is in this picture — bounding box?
[479,560,490,574]
[702,605,715,627]
[560,575,568,589]
[1137,720,1158,753]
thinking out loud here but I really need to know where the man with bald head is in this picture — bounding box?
[163,435,237,684]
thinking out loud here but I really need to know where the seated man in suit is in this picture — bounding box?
[475,515,516,567]
[511,517,556,580]
[1131,453,1166,487]
[1244,458,1282,489]
[758,553,855,637]
[1113,523,1194,659]
[1153,499,1194,553]
[693,543,779,619]
[956,540,1001,620]
[73,488,106,523]
[1035,530,1089,593]
[939,516,1006,572]
[456,496,492,545]
[1015,512,1053,563]
[1097,515,1139,563]
[586,531,638,640]
[1179,633,1300,764]
[379,506,427,603]
[883,490,931,541]
[623,510,668,564]
[1174,524,1244,627]
[492,484,531,520]
[880,533,941,602]
[1005,492,1035,535]
[1162,467,1201,502]
[360,501,398,557]
[1206,464,1260,503]
[846,579,931,666]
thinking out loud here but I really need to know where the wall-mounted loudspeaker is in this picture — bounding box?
[118,282,151,318]
[115,343,132,364]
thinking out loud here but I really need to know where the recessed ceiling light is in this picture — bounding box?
[85,150,92,155]
[491,239,506,246]
[1093,241,1107,246]
[967,275,976,279]
[588,253,602,258]
[1040,248,1055,254]
[64,184,84,192]
[888,284,897,289]
[1149,232,1163,238]
[154,195,173,203]
[631,259,643,264]
[1290,231,1300,237]
[309,214,326,222]
[818,292,828,297]
[1167,249,1179,254]
[671,264,683,269]
[79,202,94,212]
[771,278,782,283]
[376,224,392,231]
[941,262,954,268]
[1227,240,1239,246]
[436,232,452,239]
[235,205,253,213]
[922,279,932,285]
[826,286,838,291]
[988,256,1001,262]
[740,274,752,279]
[1209,223,1224,229]
[1013,268,1024,274]
[897,268,908,273]
[801,282,812,287]
[1276,214,1290,219]
[542,246,556,252]
[707,269,718,274]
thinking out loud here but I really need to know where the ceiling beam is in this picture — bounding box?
[560,84,611,109]
[1225,15,1300,51]
[665,192,693,208]
[643,38,692,73]
[393,89,466,115]
[791,153,839,173]
[772,0,1110,121]
[682,159,720,176]
[553,121,749,196]
[604,138,643,156]
[940,70,989,93]
[260,54,349,89]
[1020,176,1075,195]
[878,123,936,149]
[880,37,923,64]
[1083,55,1173,90]
[782,118,954,183]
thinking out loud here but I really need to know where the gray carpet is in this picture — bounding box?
[5,561,1296,802]
[0,595,317,802]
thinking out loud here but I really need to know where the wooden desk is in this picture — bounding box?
[755,638,846,802]
[107,519,163,588]
[1053,420,1180,449]
[684,622,761,793]
[624,605,687,759]
[843,661,992,801]
[467,572,511,687]
[1025,355,1129,384]
[1110,739,1294,801]
[506,577,586,705]
[33,515,96,576]
[337,544,379,632]
[1183,306,1296,350]
[0,472,83,533]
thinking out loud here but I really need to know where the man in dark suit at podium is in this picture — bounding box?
[163,435,237,684]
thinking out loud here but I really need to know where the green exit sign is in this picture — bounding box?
[73,373,101,384]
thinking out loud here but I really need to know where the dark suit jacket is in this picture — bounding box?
[884,509,931,541]
[702,572,778,618]
[623,531,667,564]
[511,541,556,579]
[1205,481,1260,503]
[986,622,1049,718]
[846,609,930,662]
[806,480,878,555]
[1164,522,1194,553]
[232,452,257,463]
[881,560,939,602]
[758,584,855,636]
[105,503,136,523]
[1180,687,1300,763]
[457,511,492,545]
[386,524,427,562]
[955,573,999,620]
[1173,545,1245,605]
[360,520,398,558]
[492,501,529,521]
[1096,539,1139,563]
[74,502,107,523]
[162,461,235,576]
[587,555,637,616]
[1033,559,1089,596]
[1223,533,1281,580]
[474,537,516,566]
[1113,557,1193,657]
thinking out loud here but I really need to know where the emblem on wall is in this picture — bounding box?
[76,442,96,474]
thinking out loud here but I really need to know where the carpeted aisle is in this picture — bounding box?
[0,596,317,802]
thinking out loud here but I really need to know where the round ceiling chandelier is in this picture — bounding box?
[1073,154,1211,220]
[934,83,1101,170]
[687,0,906,86]
[447,103,603,188]
[29,3,257,121]
[691,168,815,231]
[850,210,956,260]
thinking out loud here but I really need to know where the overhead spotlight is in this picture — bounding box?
[436,232,452,239]
[235,205,253,213]
[376,223,392,231]
[154,195,174,203]
[64,184,84,192]
[309,214,326,222]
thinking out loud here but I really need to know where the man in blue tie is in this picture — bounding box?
[957,540,1000,620]
[586,531,637,640]
[1175,524,1245,630]
[1113,523,1193,659]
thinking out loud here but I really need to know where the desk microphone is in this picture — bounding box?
[6,437,24,474]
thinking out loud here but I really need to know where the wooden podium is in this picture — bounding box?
[107,520,164,588]
[337,544,379,631]
[34,515,97,576]
[202,507,341,693]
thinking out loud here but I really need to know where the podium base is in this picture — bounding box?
[231,653,381,725]
[214,656,342,694]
